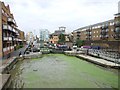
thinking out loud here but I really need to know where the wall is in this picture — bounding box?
[0,2,3,59]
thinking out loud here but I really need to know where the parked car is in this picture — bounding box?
[81,46,91,49]
[26,51,30,54]
[57,44,68,50]
[32,47,38,52]
[91,46,101,50]
[72,46,77,49]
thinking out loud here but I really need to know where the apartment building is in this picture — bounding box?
[40,29,49,42]
[49,27,73,47]
[50,27,65,44]
[26,32,34,44]
[73,2,120,52]
[17,29,26,45]
[0,1,25,59]
[73,18,120,52]
[49,27,67,44]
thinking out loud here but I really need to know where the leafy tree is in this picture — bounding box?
[58,34,65,44]
[76,39,84,47]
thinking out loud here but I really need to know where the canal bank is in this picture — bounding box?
[0,49,119,89]
[0,46,28,90]
[0,57,24,90]
[0,74,11,90]
[9,54,119,89]
[64,51,120,69]
[76,55,120,69]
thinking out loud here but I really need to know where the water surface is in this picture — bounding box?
[10,54,118,88]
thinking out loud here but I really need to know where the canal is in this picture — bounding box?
[10,54,118,88]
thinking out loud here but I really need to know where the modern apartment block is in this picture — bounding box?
[39,29,49,42]
[73,2,120,52]
[0,1,25,59]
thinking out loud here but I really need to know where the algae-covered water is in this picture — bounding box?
[10,54,119,88]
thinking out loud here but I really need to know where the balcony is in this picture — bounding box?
[16,31,19,36]
[3,24,13,32]
[8,17,15,24]
[77,34,80,37]
[12,28,16,33]
[3,37,8,41]
[100,35,108,40]
[10,46,14,50]
[77,31,81,34]
[14,38,17,41]
[86,36,91,40]
[3,36,13,41]
[114,21,120,27]
[3,46,14,52]
[8,37,12,41]
[101,29,108,35]
[86,38,91,40]
[101,25,108,29]
[3,47,10,52]
[18,39,22,41]
[114,27,120,33]
[101,31,107,35]
[114,34,120,40]
[3,47,8,52]
[12,28,19,36]
[86,32,91,35]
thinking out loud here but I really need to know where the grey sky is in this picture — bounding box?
[1,0,119,36]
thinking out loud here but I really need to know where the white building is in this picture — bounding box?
[40,29,49,42]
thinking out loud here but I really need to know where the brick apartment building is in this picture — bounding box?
[49,27,66,44]
[49,27,73,47]
[72,2,120,53]
[0,1,25,59]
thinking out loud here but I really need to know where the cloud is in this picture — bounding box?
[1,0,119,36]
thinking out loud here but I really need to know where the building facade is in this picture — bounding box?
[26,32,34,44]
[73,9,120,52]
[49,27,73,47]
[0,1,25,59]
[17,29,26,45]
[49,27,66,44]
[39,29,49,42]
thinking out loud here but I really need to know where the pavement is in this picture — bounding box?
[78,54,120,67]
[65,50,120,68]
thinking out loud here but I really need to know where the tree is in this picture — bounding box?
[76,39,84,47]
[58,34,65,44]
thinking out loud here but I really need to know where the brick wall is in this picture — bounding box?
[0,2,3,59]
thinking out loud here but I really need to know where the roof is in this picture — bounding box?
[74,19,114,32]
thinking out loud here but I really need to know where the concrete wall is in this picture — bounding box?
[0,2,3,60]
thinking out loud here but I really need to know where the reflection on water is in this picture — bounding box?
[10,54,118,88]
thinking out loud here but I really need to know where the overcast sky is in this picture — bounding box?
[1,0,120,36]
